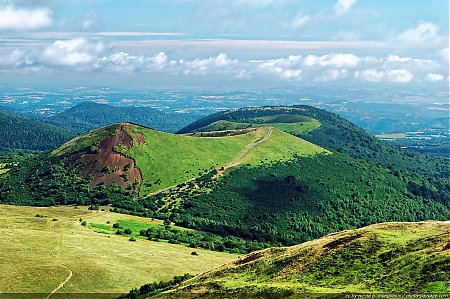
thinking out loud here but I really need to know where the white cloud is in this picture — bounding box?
[95,51,167,72]
[425,73,444,82]
[387,55,411,63]
[398,22,442,44]
[387,69,413,83]
[304,54,360,68]
[254,55,303,80]
[334,0,357,14]
[360,69,384,82]
[0,6,52,30]
[0,48,35,69]
[96,52,145,72]
[43,38,105,67]
[181,53,238,75]
[316,69,348,82]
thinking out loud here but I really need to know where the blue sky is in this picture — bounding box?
[0,0,448,87]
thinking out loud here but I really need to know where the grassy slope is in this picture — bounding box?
[121,125,327,196]
[178,106,449,178]
[238,128,329,165]
[0,205,237,296]
[163,221,450,297]
[195,114,321,136]
[125,126,263,195]
[51,124,118,157]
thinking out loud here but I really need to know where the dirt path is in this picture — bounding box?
[45,266,73,299]
[45,217,77,299]
[142,127,273,198]
[143,176,199,198]
[223,127,272,169]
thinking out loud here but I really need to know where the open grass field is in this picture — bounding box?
[163,221,450,297]
[0,205,237,297]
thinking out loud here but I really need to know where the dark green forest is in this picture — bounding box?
[0,153,133,207]
[45,101,199,133]
[153,153,450,246]
[0,111,73,151]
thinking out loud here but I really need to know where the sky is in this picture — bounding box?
[0,0,448,88]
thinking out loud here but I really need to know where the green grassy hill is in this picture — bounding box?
[156,221,450,298]
[195,114,321,136]
[50,122,327,196]
[178,106,448,178]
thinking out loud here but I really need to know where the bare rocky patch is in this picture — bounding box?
[64,124,142,195]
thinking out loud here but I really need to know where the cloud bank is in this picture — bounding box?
[1,38,447,85]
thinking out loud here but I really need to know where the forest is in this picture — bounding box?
[0,111,73,151]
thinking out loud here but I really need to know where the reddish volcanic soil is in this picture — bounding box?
[64,124,143,194]
[135,132,145,145]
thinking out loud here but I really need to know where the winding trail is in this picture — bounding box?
[45,266,73,299]
[142,127,272,198]
[223,127,272,169]
[45,217,76,299]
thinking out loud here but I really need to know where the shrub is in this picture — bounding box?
[124,228,132,235]
[191,251,199,256]
[81,221,87,226]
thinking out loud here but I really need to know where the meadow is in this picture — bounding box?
[124,126,265,195]
[0,205,237,297]
[162,221,450,297]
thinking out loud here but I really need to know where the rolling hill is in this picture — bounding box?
[45,101,199,133]
[50,122,328,196]
[151,221,450,298]
[178,106,448,178]
[1,105,448,252]
[0,110,73,151]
